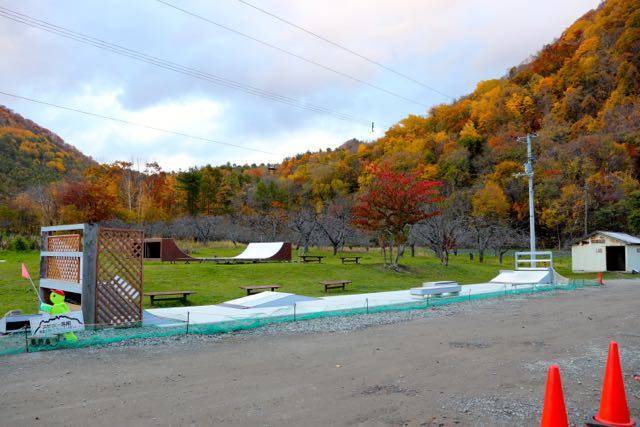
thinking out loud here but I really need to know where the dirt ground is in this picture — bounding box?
[1,281,640,427]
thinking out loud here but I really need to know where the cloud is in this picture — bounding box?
[0,0,601,170]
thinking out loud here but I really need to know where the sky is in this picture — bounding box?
[0,0,602,171]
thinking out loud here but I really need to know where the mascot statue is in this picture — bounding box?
[40,289,78,343]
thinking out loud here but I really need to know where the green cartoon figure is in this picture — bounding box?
[40,289,78,343]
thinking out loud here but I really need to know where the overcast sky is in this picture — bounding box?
[0,0,601,171]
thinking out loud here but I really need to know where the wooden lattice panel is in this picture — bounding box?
[95,228,143,325]
[45,234,81,283]
[47,234,80,252]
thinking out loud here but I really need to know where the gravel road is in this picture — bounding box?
[1,280,639,426]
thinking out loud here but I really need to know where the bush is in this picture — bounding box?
[10,236,28,251]
[6,235,39,251]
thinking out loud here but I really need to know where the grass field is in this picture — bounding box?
[0,244,620,315]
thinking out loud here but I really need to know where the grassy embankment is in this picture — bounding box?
[0,243,619,314]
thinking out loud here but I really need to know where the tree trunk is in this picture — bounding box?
[479,249,484,263]
[410,244,415,257]
[441,249,449,266]
[469,252,474,261]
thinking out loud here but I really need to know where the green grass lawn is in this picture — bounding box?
[0,245,622,315]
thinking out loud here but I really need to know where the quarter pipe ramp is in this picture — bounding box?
[211,242,292,263]
[490,268,568,285]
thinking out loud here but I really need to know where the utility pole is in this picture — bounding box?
[584,181,588,236]
[516,133,537,266]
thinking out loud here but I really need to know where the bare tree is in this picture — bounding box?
[115,160,143,219]
[191,216,222,242]
[288,206,318,253]
[412,195,468,266]
[25,184,59,225]
[466,217,500,263]
[245,210,288,241]
[491,224,527,264]
[314,198,354,255]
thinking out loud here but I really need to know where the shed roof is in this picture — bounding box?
[576,230,640,245]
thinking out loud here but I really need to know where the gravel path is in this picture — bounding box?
[1,281,639,426]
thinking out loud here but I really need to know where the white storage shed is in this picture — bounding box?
[571,231,640,272]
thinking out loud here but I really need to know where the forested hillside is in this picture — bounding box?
[2,0,640,250]
[0,106,95,200]
[279,0,640,247]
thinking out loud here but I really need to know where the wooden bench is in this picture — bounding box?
[320,280,351,292]
[240,285,281,295]
[299,255,325,264]
[145,291,195,305]
[340,256,362,264]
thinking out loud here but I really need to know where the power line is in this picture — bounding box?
[0,90,279,155]
[0,6,372,126]
[236,0,454,101]
[155,0,429,108]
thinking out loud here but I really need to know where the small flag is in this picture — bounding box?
[21,263,31,280]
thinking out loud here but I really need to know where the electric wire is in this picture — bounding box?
[0,6,372,126]
[236,0,453,100]
[155,0,429,108]
[0,90,279,155]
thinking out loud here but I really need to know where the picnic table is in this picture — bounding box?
[240,285,281,295]
[144,291,195,305]
[299,255,325,264]
[340,256,362,264]
[320,280,352,292]
[170,257,204,264]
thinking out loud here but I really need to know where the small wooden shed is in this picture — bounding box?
[571,231,640,272]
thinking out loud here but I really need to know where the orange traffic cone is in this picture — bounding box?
[592,341,636,427]
[541,364,569,427]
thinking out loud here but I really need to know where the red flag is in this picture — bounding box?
[21,263,31,280]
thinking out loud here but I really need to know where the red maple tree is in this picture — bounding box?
[353,165,442,268]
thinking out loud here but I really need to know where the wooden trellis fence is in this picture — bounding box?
[40,224,144,326]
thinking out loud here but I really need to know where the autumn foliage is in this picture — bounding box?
[2,0,640,251]
[353,166,441,266]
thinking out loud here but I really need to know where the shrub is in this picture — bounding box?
[10,236,28,251]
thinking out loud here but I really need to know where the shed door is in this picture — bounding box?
[606,246,626,271]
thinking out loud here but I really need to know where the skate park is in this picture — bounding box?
[146,251,570,327]
[0,225,635,427]
[1,225,638,426]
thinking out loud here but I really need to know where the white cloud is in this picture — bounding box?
[0,0,602,170]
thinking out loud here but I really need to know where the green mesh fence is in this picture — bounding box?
[0,280,601,356]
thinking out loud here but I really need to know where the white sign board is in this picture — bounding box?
[29,312,84,338]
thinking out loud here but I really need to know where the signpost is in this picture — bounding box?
[29,312,84,338]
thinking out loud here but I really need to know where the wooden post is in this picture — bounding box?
[38,229,49,302]
[82,224,98,326]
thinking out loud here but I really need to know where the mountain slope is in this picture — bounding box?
[0,106,95,199]
[278,0,640,245]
